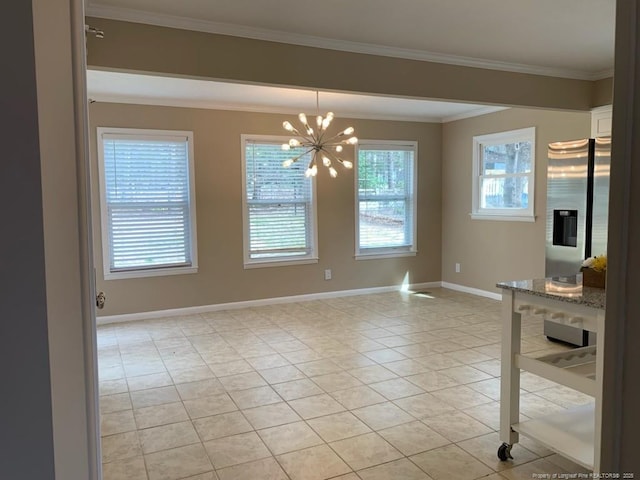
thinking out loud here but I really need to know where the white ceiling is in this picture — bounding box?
[87,70,507,123]
[85,0,614,121]
[85,0,615,80]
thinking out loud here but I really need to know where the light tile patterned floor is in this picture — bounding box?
[97,288,593,480]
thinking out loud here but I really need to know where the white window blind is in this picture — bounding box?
[356,142,417,256]
[98,129,197,278]
[243,138,317,265]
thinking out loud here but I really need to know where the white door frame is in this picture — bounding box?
[33,0,101,477]
[70,0,102,477]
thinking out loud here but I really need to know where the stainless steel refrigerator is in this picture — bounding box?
[544,137,610,346]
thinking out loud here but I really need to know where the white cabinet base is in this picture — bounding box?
[591,105,612,137]
[513,404,595,469]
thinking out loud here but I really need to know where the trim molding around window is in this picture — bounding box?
[471,127,536,222]
[96,127,198,280]
[355,140,418,259]
[241,135,319,269]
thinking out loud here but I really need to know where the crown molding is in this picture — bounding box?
[591,68,615,80]
[85,4,608,81]
[590,104,613,112]
[442,106,510,123]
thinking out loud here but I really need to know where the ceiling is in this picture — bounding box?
[85,0,615,121]
[87,71,507,123]
[85,0,615,79]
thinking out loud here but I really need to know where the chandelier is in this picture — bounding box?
[281,93,357,178]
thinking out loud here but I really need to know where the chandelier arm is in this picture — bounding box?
[304,152,319,176]
[289,147,317,164]
[322,148,346,165]
[324,148,353,170]
[316,127,329,144]
[288,126,303,136]
[297,134,317,146]
[321,133,342,144]
[321,131,352,144]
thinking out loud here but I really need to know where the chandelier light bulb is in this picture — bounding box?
[281,143,291,151]
[289,138,301,147]
[343,126,355,135]
[326,112,334,122]
[346,136,358,145]
[306,127,314,136]
[298,113,307,124]
[305,164,318,177]
[283,121,294,132]
[322,117,331,130]
[322,156,331,167]
[329,167,338,178]
[282,159,294,167]
[335,145,343,153]
[342,160,353,169]
[316,115,323,127]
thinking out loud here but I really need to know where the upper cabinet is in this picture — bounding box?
[591,105,612,137]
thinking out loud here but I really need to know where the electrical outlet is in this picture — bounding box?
[324,269,332,280]
[455,263,461,273]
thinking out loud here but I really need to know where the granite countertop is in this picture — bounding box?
[497,274,606,309]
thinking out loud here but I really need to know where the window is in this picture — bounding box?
[242,136,318,268]
[356,141,417,258]
[472,127,536,221]
[97,128,198,279]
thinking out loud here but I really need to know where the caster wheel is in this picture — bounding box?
[497,442,513,461]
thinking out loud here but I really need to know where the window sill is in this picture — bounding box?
[355,251,417,260]
[244,257,319,269]
[470,213,536,222]
[104,266,198,280]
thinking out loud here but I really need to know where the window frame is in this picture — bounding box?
[355,139,418,259]
[96,127,198,280]
[241,134,319,269]
[471,127,536,222]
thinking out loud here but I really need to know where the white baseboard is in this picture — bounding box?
[97,281,443,325]
[440,281,502,301]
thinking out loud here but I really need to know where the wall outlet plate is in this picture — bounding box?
[455,263,461,273]
[324,269,332,280]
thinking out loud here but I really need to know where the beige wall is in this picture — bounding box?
[441,108,591,293]
[86,17,597,111]
[90,103,442,316]
[592,77,614,107]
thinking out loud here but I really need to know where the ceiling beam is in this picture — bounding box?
[86,17,607,111]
